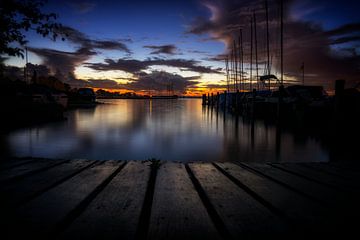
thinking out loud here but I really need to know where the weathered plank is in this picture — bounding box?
[57,161,150,240]
[301,162,360,181]
[188,163,288,237]
[148,162,221,240]
[239,162,347,206]
[0,158,68,183]
[3,161,123,239]
[0,158,37,171]
[270,163,358,192]
[0,159,96,208]
[215,162,335,232]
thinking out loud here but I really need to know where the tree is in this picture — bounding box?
[0,0,64,58]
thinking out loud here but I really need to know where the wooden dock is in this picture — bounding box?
[0,158,359,239]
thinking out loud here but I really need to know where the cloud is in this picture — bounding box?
[85,58,222,74]
[119,71,200,94]
[69,1,96,14]
[144,44,177,55]
[325,23,360,36]
[69,71,200,94]
[29,26,132,82]
[57,26,131,53]
[187,0,360,89]
[29,47,97,79]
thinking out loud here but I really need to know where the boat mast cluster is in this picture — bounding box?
[225,0,284,93]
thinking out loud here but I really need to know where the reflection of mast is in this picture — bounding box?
[239,29,243,92]
[225,58,230,92]
[250,19,253,91]
[265,0,271,90]
[280,0,284,85]
[233,40,238,91]
[254,12,259,90]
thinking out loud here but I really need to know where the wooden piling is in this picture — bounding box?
[202,94,206,105]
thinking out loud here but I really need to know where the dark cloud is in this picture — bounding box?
[68,1,96,14]
[29,47,96,80]
[67,71,200,94]
[330,36,360,45]
[203,54,227,62]
[188,0,360,89]
[188,50,209,54]
[87,79,122,89]
[120,71,200,94]
[29,26,132,84]
[204,83,228,89]
[325,23,360,36]
[144,45,177,55]
[85,58,222,74]
[85,59,145,73]
[57,26,131,53]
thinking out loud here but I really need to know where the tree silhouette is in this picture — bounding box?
[0,0,64,58]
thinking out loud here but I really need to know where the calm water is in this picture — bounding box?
[2,99,329,162]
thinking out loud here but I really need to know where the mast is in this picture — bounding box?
[280,0,284,85]
[240,29,244,92]
[265,0,270,90]
[225,58,230,92]
[250,19,253,91]
[238,31,241,92]
[233,40,238,91]
[254,12,259,90]
[302,62,305,85]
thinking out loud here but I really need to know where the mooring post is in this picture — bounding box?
[224,90,227,108]
[277,85,284,121]
[236,90,240,111]
[334,79,345,131]
[210,93,214,106]
[202,94,206,105]
[216,92,220,107]
[334,79,345,115]
[207,93,210,105]
[252,88,256,117]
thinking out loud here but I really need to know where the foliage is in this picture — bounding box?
[0,0,64,58]
[143,158,162,170]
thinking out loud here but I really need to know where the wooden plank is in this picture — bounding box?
[0,159,97,208]
[0,158,37,171]
[148,162,221,240]
[215,162,336,231]
[0,158,68,182]
[188,163,288,237]
[4,161,123,239]
[239,162,348,206]
[57,161,150,240]
[302,162,360,181]
[270,163,359,192]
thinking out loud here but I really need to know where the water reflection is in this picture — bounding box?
[3,99,328,162]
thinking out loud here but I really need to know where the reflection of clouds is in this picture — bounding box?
[6,99,328,162]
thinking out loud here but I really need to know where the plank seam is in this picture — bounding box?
[212,163,290,221]
[50,161,128,237]
[268,163,343,191]
[301,163,350,180]
[0,160,70,184]
[16,160,100,207]
[135,162,159,240]
[234,162,325,205]
[185,164,231,240]
[0,159,38,171]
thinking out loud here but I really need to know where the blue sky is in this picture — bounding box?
[4,0,360,93]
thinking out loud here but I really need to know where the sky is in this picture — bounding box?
[3,0,360,95]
